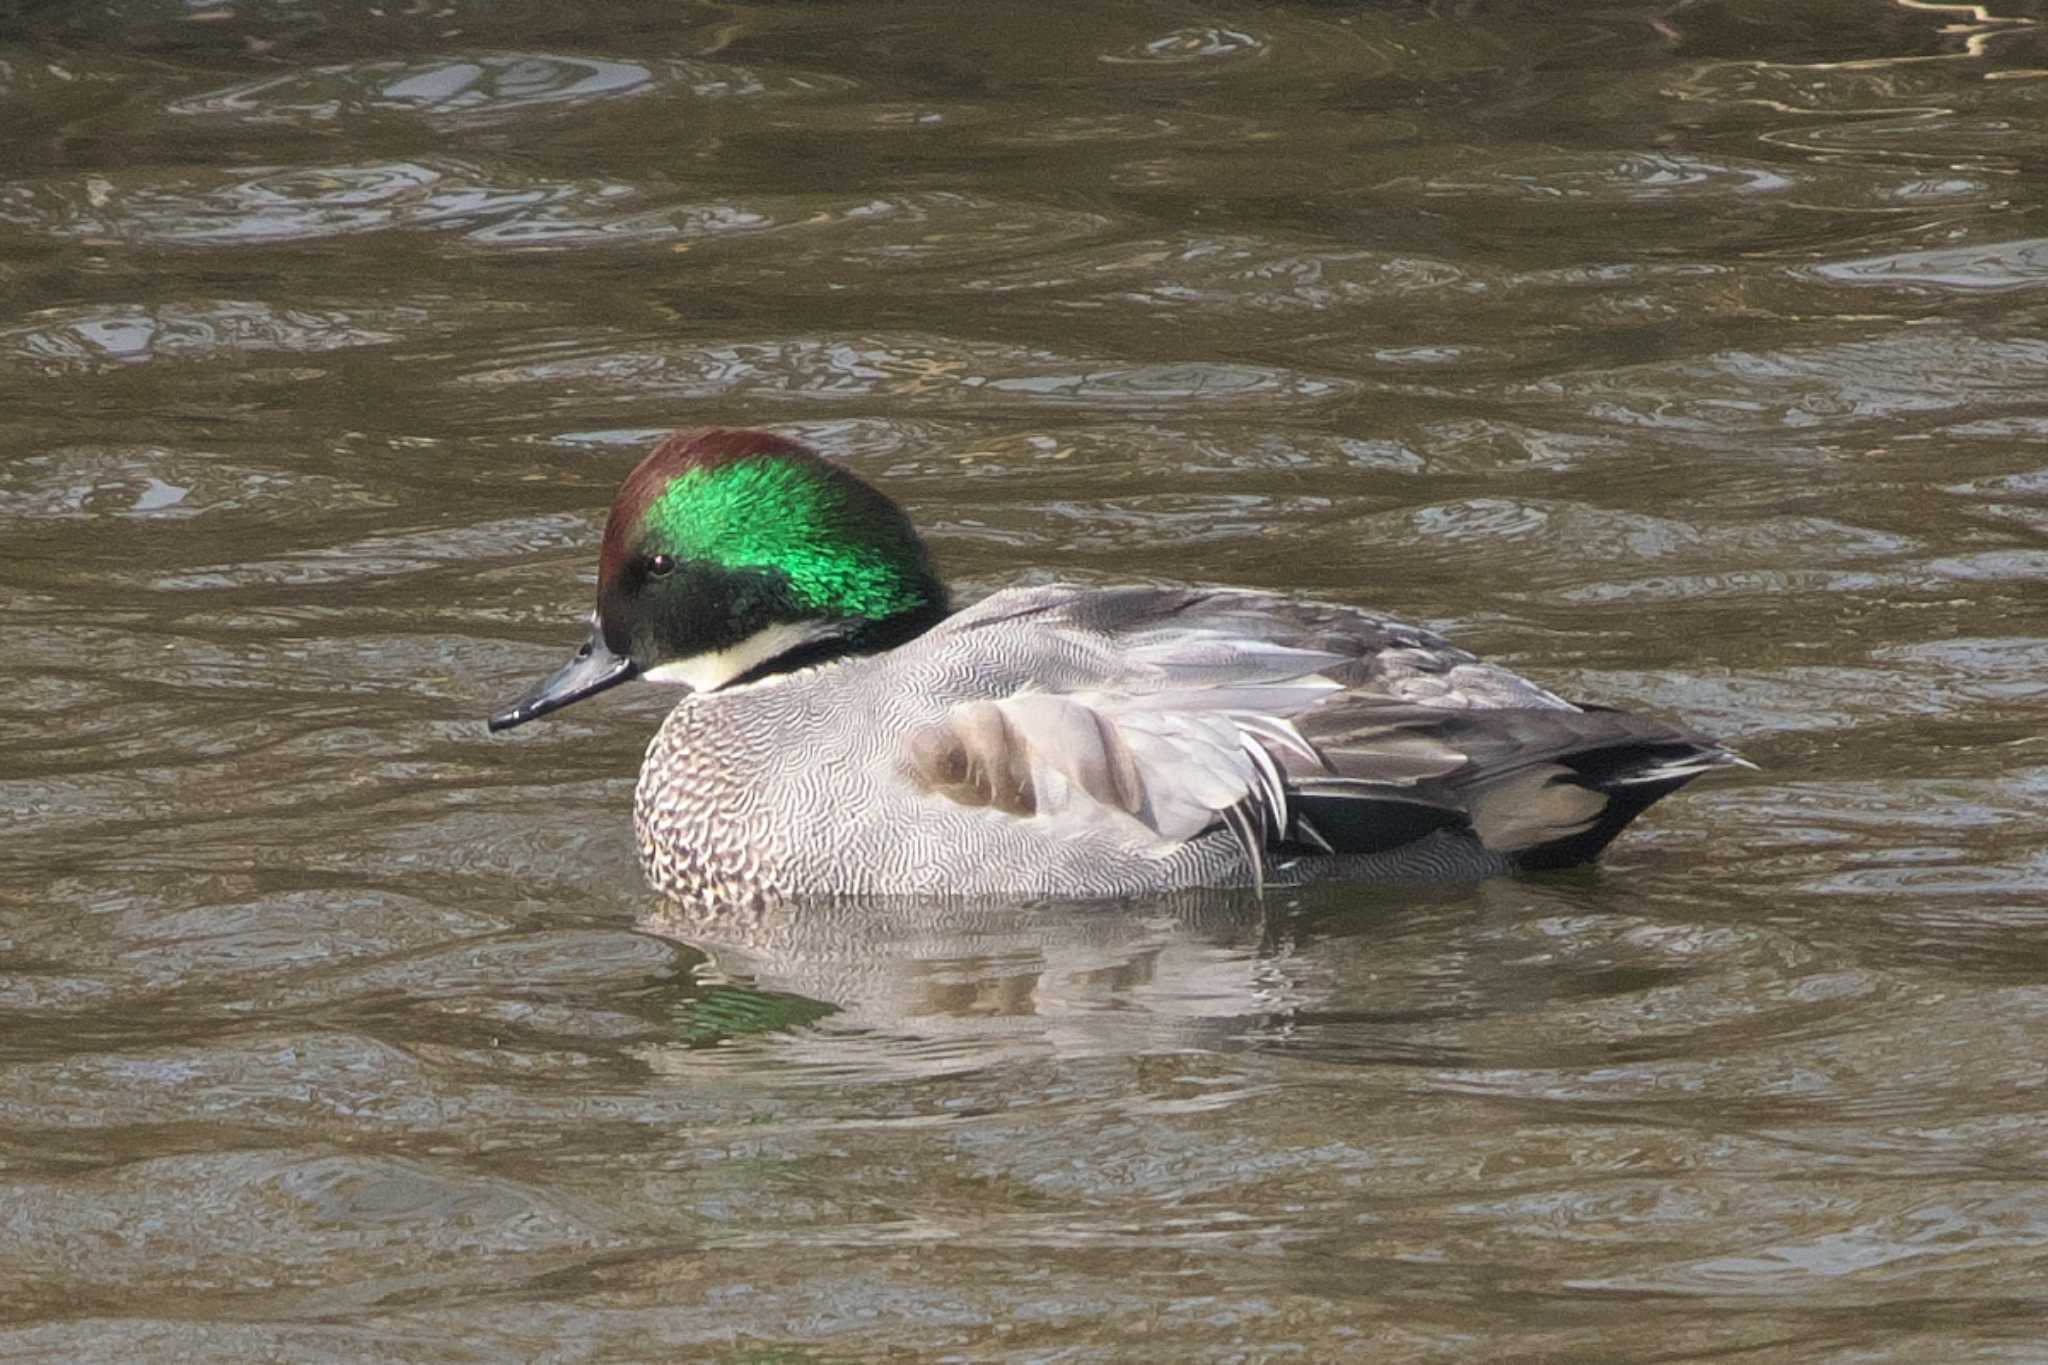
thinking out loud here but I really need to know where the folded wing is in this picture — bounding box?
[902,586,1743,878]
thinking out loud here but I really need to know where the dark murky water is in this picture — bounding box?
[5,0,2047,1358]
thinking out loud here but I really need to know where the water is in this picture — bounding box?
[3,0,2046,1358]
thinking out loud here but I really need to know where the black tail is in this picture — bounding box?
[1502,738,1742,870]
[1279,702,1746,875]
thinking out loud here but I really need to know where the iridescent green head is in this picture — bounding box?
[490,429,947,731]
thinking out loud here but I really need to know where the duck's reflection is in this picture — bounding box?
[632,890,1347,1073]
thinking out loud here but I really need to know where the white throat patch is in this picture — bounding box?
[640,620,827,693]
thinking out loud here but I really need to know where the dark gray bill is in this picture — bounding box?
[489,622,636,732]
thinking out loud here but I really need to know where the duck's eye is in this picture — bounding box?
[648,554,675,578]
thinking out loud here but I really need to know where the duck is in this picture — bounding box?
[490,428,1745,908]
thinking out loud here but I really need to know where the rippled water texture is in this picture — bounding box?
[4,0,2047,1359]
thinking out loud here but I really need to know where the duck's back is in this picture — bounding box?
[634,585,1740,906]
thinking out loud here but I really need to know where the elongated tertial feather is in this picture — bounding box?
[1220,801,1265,897]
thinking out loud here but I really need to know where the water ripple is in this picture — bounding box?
[1812,237,2048,294]
[452,333,1355,414]
[0,161,632,246]
[1531,329,2048,433]
[170,53,842,124]
[0,447,393,523]
[0,300,426,373]
[470,190,1113,262]
[1102,27,1268,68]
[1427,152,1798,202]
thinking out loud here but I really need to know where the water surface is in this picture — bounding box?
[4,0,2047,1359]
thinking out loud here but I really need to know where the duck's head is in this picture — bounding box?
[489,428,948,732]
